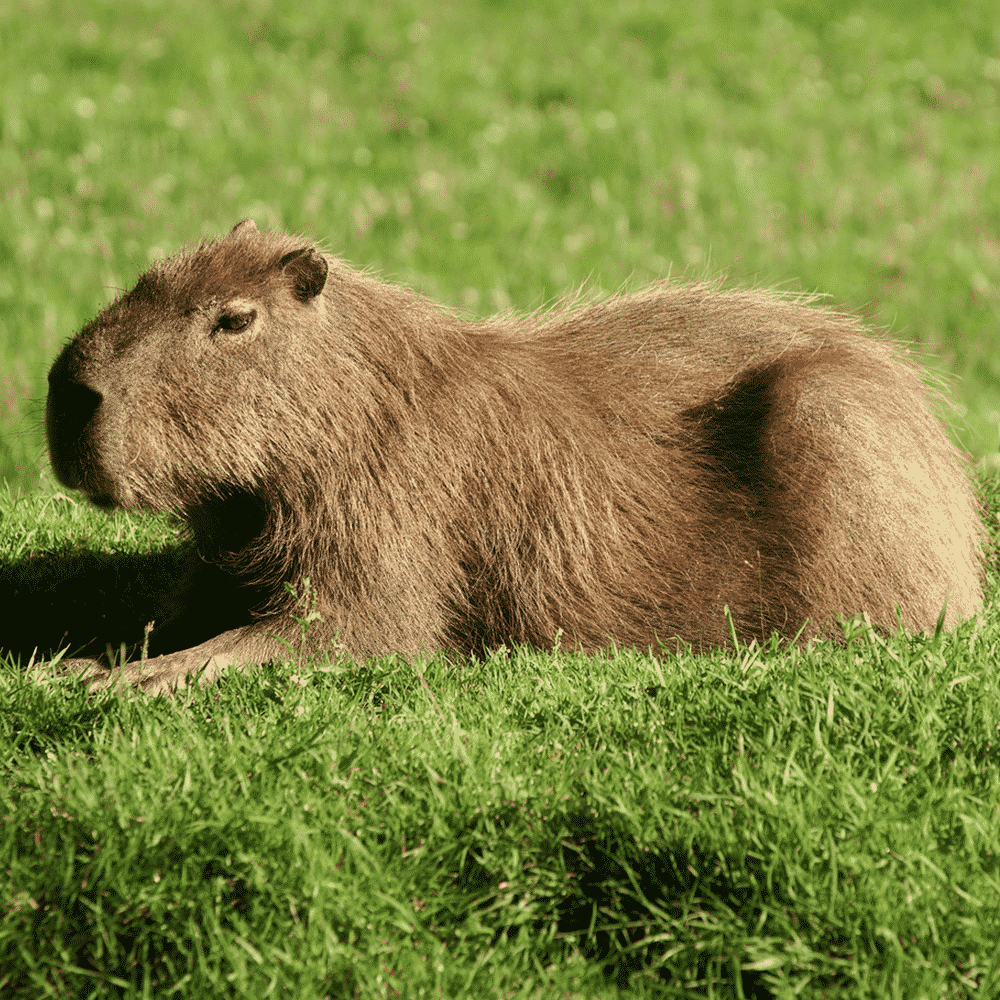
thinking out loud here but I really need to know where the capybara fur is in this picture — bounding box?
[44,219,984,692]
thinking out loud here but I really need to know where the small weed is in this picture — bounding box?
[283,574,325,645]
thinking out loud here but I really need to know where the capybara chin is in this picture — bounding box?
[44,218,983,692]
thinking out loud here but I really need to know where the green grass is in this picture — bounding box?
[2,475,1000,997]
[2,484,1000,999]
[4,0,1000,996]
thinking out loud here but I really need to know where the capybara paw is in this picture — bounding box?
[28,657,111,687]
[113,651,236,695]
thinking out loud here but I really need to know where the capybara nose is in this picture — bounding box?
[47,371,103,438]
[46,373,103,488]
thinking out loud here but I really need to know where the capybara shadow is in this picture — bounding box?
[0,546,179,664]
[40,219,984,692]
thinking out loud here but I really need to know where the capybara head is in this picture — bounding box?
[46,220,985,663]
[46,220,335,512]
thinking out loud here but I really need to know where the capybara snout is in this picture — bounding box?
[45,362,103,493]
[43,218,985,691]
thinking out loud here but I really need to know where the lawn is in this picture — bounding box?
[3,481,1000,998]
[3,0,1000,996]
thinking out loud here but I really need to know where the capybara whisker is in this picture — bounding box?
[43,219,984,692]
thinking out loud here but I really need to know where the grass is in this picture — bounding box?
[2,485,999,999]
[2,476,1000,997]
[3,0,1000,995]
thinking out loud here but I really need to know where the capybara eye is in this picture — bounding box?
[213,310,256,334]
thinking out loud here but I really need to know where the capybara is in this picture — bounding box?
[44,219,984,692]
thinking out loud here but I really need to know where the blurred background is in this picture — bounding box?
[2,0,999,495]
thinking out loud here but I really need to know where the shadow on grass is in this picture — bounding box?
[457,832,791,997]
[558,838,776,996]
[0,545,185,664]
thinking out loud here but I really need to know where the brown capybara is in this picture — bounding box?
[44,219,983,693]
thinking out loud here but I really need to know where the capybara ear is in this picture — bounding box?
[279,247,328,302]
[229,218,258,236]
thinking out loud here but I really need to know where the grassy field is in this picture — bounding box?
[2,482,1000,998]
[3,0,1000,996]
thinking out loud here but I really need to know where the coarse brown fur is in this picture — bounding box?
[43,219,984,692]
